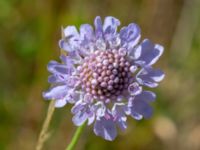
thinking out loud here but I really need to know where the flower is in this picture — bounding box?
[43,16,165,141]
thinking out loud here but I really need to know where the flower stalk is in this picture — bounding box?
[36,100,55,150]
[66,122,87,150]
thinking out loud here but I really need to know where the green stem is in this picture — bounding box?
[66,122,87,150]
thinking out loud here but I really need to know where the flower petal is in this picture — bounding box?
[66,76,80,88]
[72,111,88,126]
[88,114,95,125]
[80,24,94,40]
[138,91,156,102]
[129,91,155,119]
[112,103,127,130]
[83,93,93,103]
[132,98,153,119]
[59,39,73,52]
[128,82,142,96]
[136,67,165,88]
[72,99,94,126]
[93,102,106,119]
[130,110,143,120]
[112,103,126,119]
[68,50,83,64]
[65,90,81,104]
[117,116,127,131]
[94,16,103,39]
[48,74,66,83]
[71,101,85,114]
[59,26,80,52]
[47,59,75,76]
[129,44,142,60]
[63,26,79,37]
[71,104,83,114]
[120,23,141,50]
[135,39,164,66]
[94,117,117,141]
[60,55,74,66]
[95,38,106,50]
[43,85,68,100]
[103,16,120,35]
[48,75,57,83]
[79,24,95,54]
[55,99,67,108]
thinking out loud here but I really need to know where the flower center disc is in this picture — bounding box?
[78,49,131,101]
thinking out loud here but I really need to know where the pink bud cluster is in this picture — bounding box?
[78,49,133,102]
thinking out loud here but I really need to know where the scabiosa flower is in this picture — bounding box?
[43,16,165,141]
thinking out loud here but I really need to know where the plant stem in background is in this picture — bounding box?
[66,122,87,150]
[36,100,55,150]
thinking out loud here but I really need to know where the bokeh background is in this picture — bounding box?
[1,0,200,149]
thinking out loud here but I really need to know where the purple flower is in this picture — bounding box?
[43,16,165,141]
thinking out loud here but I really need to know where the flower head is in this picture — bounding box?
[43,16,165,141]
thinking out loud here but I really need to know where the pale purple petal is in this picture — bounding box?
[83,93,93,103]
[94,16,103,39]
[139,91,156,102]
[68,50,83,64]
[66,90,81,103]
[72,111,88,126]
[48,75,57,83]
[94,117,117,141]
[72,105,95,126]
[127,97,143,120]
[60,26,78,47]
[135,39,164,66]
[48,75,64,83]
[60,55,74,66]
[117,116,127,131]
[128,82,142,96]
[130,110,143,120]
[66,76,80,88]
[71,101,85,114]
[72,100,94,125]
[129,45,142,60]
[55,65,72,74]
[112,103,127,131]
[43,85,68,100]
[103,16,120,35]
[47,60,75,75]
[80,24,94,41]
[63,26,79,38]
[55,99,67,108]
[93,102,106,119]
[95,38,106,50]
[120,23,141,50]
[136,67,165,88]
[129,91,155,119]
[88,114,95,125]
[112,103,126,119]
[59,26,80,52]
[59,39,73,52]
[47,58,73,83]
[132,98,153,119]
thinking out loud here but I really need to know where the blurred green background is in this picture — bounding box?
[1,0,200,149]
